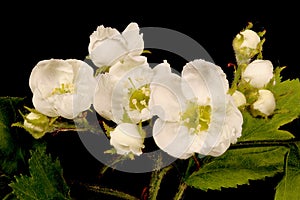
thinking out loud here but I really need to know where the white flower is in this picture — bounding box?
[232,90,247,107]
[110,123,145,156]
[238,29,261,49]
[29,59,97,119]
[94,59,153,124]
[149,59,243,159]
[252,89,276,116]
[242,59,274,88]
[88,22,144,68]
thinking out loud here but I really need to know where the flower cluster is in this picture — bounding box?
[18,22,246,160]
[5,21,300,200]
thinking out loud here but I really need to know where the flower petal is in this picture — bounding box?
[32,93,58,117]
[53,94,76,119]
[109,55,148,78]
[149,61,186,122]
[93,73,117,120]
[152,119,196,159]
[88,25,120,54]
[89,37,128,68]
[182,59,229,105]
[203,96,243,156]
[122,22,144,56]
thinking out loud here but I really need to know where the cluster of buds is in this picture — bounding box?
[231,23,276,118]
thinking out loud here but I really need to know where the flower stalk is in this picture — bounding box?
[173,181,188,200]
[147,165,173,200]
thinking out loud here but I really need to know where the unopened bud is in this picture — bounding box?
[252,89,276,117]
[23,112,50,139]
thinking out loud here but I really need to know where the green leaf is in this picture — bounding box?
[239,112,295,141]
[9,145,71,200]
[239,78,300,141]
[0,97,30,175]
[185,146,288,191]
[275,142,300,200]
[270,79,300,131]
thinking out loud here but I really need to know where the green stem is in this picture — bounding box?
[173,156,197,200]
[173,182,188,200]
[147,165,173,200]
[83,184,139,200]
[228,63,243,95]
[99,155,125,178]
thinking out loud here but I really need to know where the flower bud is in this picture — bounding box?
[88,22,144,68]
[231,90,247,107]
[23,112,50,139]
[239,29,261,49]
[242,59,274,88]
[233,29,261,63]
[252,89,276,116]
[110,123,145,156]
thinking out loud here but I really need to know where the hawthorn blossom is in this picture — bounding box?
[242,59,274,88]
[149,59,243,159]
[110,123,145,156]
[88,22,144,69]
[29,59,96,119]
[93,58,153,124]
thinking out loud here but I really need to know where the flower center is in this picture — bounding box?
[51,83,75,95]
[180,100,211,134]
[129,84,150,112]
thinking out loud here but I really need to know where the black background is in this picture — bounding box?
[1,3,300,200]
